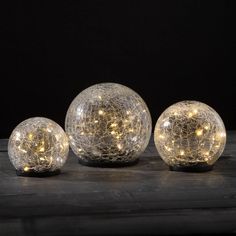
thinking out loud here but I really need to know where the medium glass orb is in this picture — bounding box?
[8,117,69,176]
[65,83,152,167]
[154,101,226,171]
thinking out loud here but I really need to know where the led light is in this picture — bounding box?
[163,121,170,127]
[65,83,152,167]
[154,101,226,172]
[180,150,185,156]
[23,166,29,172]
[195,129,203,136]
[8,117,69,177]
[98,110,104,115]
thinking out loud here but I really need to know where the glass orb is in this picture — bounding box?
[154,101,226,172]
[8,117,69,176]
[65,83,152,167]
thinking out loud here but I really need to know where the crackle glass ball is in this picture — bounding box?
[65,83,152,166]
[8,117,69,176]
[154,101,226,171]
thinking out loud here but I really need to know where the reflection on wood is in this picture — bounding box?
[0,132,236,235]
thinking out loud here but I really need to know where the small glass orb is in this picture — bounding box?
[8,117,69,176]
[65,83,152,167]
[154,101,226,172]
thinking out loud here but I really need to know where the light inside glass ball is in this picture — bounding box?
[65,83,152,166]
[8,117,69,176]
[154,101,226,171]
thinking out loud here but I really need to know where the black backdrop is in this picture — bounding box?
[1,1,236,138]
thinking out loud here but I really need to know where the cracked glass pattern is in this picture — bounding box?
[154,101,226,167]
[8,117,69,173]
[65,83,152,164]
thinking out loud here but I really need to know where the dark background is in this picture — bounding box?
[1,1,235,138]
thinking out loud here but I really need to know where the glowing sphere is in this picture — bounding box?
[154,101,226,171]
[65,83,152,166]
[8,117,69,176]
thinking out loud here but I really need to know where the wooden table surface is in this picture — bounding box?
[0,132,236,235]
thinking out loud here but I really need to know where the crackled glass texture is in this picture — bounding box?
[154,101,226,168]
[8,117,69,174]
[65,83,152,165]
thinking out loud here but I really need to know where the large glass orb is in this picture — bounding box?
[154,101,226,171]
[8,117,69,176]
[65,83,152,167]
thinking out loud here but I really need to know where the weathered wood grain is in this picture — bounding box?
[0,132,236,235]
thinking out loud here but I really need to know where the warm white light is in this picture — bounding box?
[154,101,226,171]
[188,112,193,118]
[163,120,170,127]
[195,129,203,136]
[23,166,29,172]
[8,117,69,176]
[98,110,104,115]
[46,128,52,133]
[180,150,185,156]
[117,144,123,150]
[65,83,152,166]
